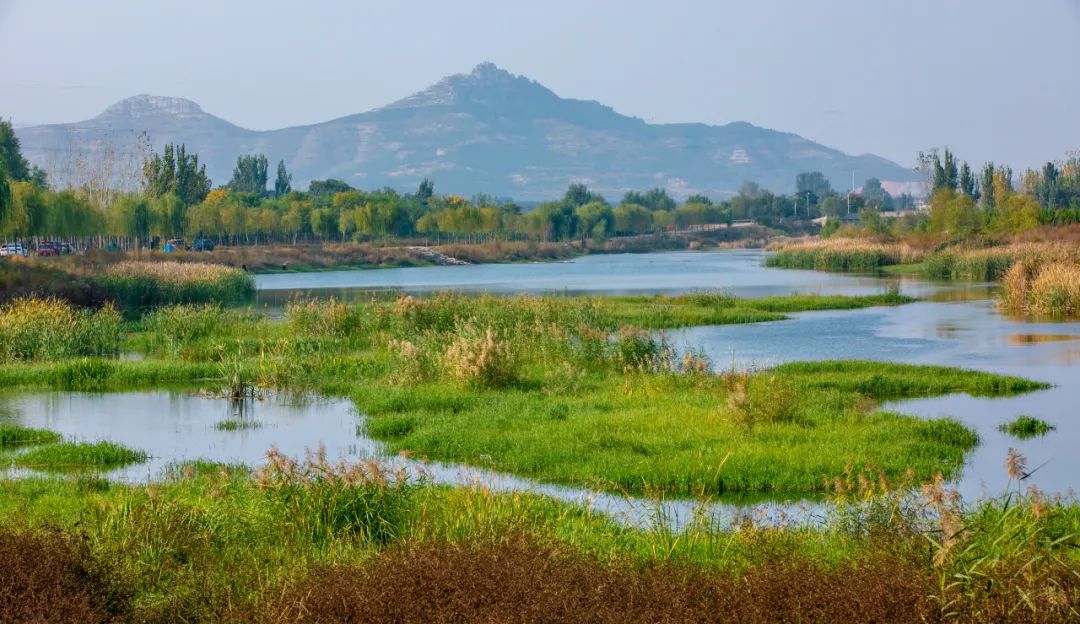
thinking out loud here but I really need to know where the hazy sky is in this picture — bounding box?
[2,0,1079,171]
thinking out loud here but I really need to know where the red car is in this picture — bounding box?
[36,241,74,256]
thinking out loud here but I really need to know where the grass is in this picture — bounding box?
[352,361,1021,496]
[1,290,1076,620]
[0,453,1077,623]
[0,293,1041,497]
[0,423,62,446]
[998,415,1056,439]
[13,441,149,472]
[1002,259,1080,319]
[766,239,927,272]
[96,261,255,311]
[0,297,121,361]
[215,418,263,431]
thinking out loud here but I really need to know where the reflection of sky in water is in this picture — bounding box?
[254,250,977,302]
[669,299,1080,501]
[0,390,781,529]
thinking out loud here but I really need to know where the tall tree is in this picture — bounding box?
[416,178,434,207]
[979,163,996,209]
[229,154,269,196]
[795,172,831,203]
[274,160,292,197]
[0,161,10,226]
[943,149,959,191]
[143,143,210,205]
[958,162,977,198]
[0,120,30,181]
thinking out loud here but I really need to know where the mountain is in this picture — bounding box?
[16,63,917,200]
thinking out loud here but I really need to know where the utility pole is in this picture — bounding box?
[847,171,854,214]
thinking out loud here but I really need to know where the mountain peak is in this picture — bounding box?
[100,94,205,119]
[382,62,555,111]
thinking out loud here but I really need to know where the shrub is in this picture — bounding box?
[0,529,125,624]
[271,536,932,624]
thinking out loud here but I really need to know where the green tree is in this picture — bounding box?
[309,179,353,198]
[416,178,434,207]
[229,154,269,196]
[143,143,210,205]
[574,201,614,241]
[979,163,996,209]
[685,194,712,206]
[563,183,600,209]
[796,171,832,201]
[274,160,292,197]
[612,203,653,235]
[959,162,977,198]
[0,120,31,181]
[0,162,10,227]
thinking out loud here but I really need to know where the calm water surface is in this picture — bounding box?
[253,250,967,303]
[2,251,1076,526]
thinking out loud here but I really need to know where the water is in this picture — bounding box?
[669,300,1080,501]
[0,389,769,528]
[254,250,964,303]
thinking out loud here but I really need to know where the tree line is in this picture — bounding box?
[4,127,1078,247]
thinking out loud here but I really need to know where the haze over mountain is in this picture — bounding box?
[16,63,917,201]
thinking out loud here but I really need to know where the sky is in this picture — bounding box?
[2,0,1079,171]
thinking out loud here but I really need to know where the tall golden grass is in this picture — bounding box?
[1002,259,1080,318]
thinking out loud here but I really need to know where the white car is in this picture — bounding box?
[0,243,27,257]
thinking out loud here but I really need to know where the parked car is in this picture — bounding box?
[0,243,27,257]
[164,238,185,252]
[191,238,215,252]
[36,241,60,256]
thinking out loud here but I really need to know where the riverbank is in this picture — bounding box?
[767,236,1080,318]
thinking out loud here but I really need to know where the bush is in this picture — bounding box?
[0,529,125,624]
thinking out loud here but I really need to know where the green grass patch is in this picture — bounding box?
[0,423,62,447]
[215,419,263,431]
[350,360,1031,497]
[13,441,149,472]
[998,415,1055,439]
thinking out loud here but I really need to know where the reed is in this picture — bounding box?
[766,238,926,272]
[1002,259,1080,318]
[0,297,120,362]
[96,261,255,311]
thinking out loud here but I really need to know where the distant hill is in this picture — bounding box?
[16,63,917,200]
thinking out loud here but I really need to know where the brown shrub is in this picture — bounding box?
[270,536,932,624]
[0,529,123,624]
